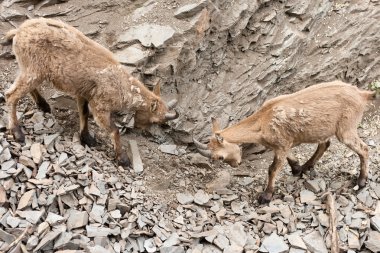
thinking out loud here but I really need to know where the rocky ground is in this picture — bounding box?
[1,0,380,253]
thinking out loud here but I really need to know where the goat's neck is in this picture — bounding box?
[117,67,153,109]
[219,114,262,144]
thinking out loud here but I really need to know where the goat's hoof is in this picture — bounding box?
[38,102,51,113]
[357,177,367,188]
[117,153,130,168]
[290,164,303,176]
[291,167,303,177]
[258,192,272,205]
[287,158,302,176]
[11,126,25,143]
[80,133,97,147]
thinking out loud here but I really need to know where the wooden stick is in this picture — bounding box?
[4,225,31,252]
[323,192,339,253]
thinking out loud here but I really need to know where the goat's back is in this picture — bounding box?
[258,81,374,145]
[12,18,118,75]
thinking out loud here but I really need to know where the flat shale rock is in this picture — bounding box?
[118,24,175,48]
[176,192,194,205]
[67,210,88,230]
[287,233,307,250]
[0,228,15,244]
[34,225,65,252]
[36,161,50,179]
[86,225,111,237]
[129,140,144,173]
[116,45,150,66]
[17,189,35,210]
[0,186,7,205]
[365,231,380,252]
[370,215,380,232]
[194,189,210,205]
[226,223,247,248]
[302,231,328,253]
[44,133,59,148]
[300,190,316,203]
[261,233,289,253]
[30,143,43,164]
[174,1,207,19]
[348,230,360,249]
[159,144,178,155]
[160,246,185,253]
[16,210,44,224]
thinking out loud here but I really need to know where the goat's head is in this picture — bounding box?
[134,80,179,129]
[194,118,242,167]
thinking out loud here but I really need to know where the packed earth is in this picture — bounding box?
[1,0,380,253]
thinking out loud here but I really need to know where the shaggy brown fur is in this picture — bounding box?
[4,18,178,166]
[195,81,375,204]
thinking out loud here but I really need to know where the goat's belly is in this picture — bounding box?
[292,131,334,146]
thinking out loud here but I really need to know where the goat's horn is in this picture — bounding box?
[167,99,177,110]
[197,147,212,158]
[165,110,179,120]
[193,137,208,150]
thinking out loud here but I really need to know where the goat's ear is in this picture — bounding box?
[151,99,158,112]
[153,80,161,96]
[211,117,220,133]
[215,133,223,144]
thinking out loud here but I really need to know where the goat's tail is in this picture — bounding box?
[361,90,377,101]
[1,29,17,46]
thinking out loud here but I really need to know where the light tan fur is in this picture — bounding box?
[4,18,178,166]
[197,80,375,204]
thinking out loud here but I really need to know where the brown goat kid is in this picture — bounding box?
[4,18,178,166]
[194,81,376,204]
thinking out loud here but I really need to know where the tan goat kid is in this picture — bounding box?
[3,18,178,166]
[194,81,375,204]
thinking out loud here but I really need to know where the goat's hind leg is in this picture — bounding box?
[339,131,369,188]
[30,89,51,113]
[77,97,96,147]
[5,74,39,142]
[287,141,330,176]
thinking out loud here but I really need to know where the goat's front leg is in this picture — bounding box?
[91,108,130,167]
[6,74,39,143]
[77,97,96,147]
[258,149,288,204]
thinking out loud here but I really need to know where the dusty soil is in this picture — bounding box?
[1,0,380,252]
[0,0,379,213]
[1,57,380,208]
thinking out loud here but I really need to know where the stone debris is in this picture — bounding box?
[300,190,316,203]
[159,144,179,155]
[30,143,43,164]
[193,189,210,205]
[67,210,89,230]
[115,44,150,66]
[174,1,207,19]
[0,1,380,253]
[365,231,380,252]
[118,24,176,48]
[262,232,289,253]
[129,140,144,173]
[17,189,35,210]
[302,231,328,253]
[176,192,194,205]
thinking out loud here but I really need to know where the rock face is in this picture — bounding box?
[121,0,380,139]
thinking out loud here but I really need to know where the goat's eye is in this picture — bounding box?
[218,156,224,160]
